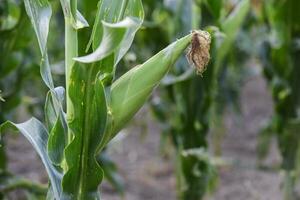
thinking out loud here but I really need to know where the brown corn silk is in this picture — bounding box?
[187,30,211,76]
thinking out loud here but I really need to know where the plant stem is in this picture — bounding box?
[65,8,78,171]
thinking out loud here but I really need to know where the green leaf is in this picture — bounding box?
[59,0,89,29]
[78,0,144,68]
[215,0,250,69]
[75,18,136,63]
[45,87,67,166]
[62,63,108,200]
[0,118,62,199]
[204,0,223,19]
[23,0,54,89]
[108,33,193,141]
[88,0,144,50]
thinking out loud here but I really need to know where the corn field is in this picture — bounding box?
[0,0,299,200]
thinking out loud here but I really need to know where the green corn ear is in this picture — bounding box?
[109,33,193,139]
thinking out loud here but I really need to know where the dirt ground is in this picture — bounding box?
[6,73,284,200]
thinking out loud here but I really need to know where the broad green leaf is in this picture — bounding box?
[23,0,54,89]
[62,63,108,200]
[0,118,62,199]
[108,33,193,140]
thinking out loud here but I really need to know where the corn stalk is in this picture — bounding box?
[257,0,300,199]
[0,0,200,199]
[146,0,250,199]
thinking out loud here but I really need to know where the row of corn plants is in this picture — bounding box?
[0,0,206,199]
[254,0,300,199]
[0,1,49,198]
[132,0,250,199]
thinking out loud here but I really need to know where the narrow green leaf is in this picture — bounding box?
[0,118,62,199]
[23,0,54,89]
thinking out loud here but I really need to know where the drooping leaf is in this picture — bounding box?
[77,0,144,68]
[88,0,144,50]
[75,18,137,63]
[0,118,62,199]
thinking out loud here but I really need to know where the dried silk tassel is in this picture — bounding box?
[187,30,211,76]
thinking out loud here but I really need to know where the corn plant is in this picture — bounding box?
[0,0,203,199]
[137,0,250,199]
[255,0,300,199]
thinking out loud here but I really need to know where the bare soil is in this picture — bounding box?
[5,74,283,200]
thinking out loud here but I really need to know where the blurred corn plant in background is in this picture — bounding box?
[0,0,201,199]
[0,0,49,198]
[255,0,300,199]
[133,0,250,199]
